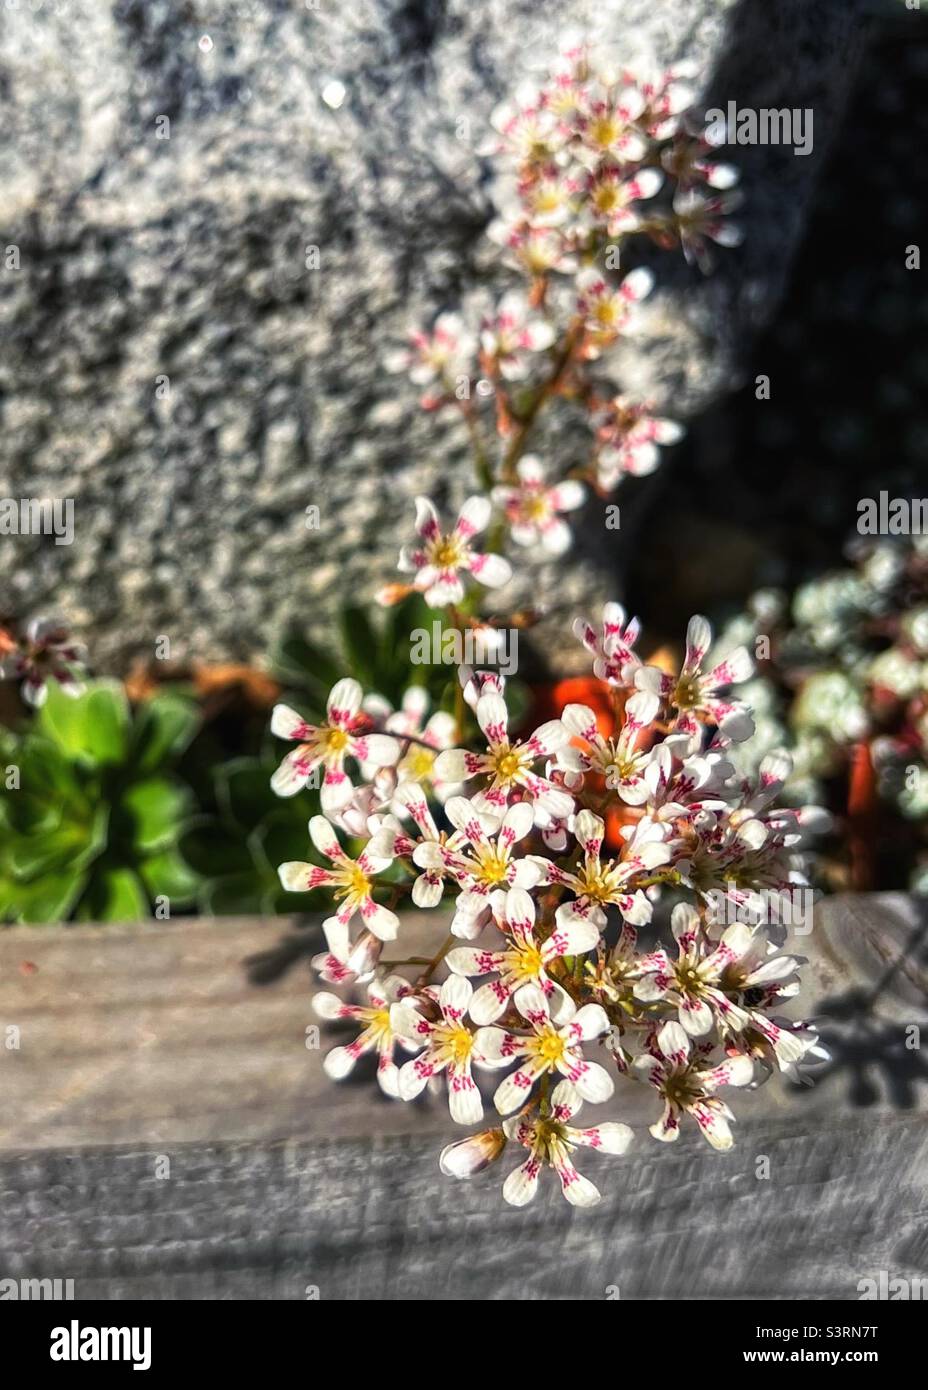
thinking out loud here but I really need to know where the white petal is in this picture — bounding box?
[569,1059,614,1104]
[360,734,401,768]
[323,1045,357,1080]
[447,1066,484,1125]
[455,495,491,538]
[503,1156,541,1207]
[433,749,472,782]
[308,815,344,861]
[270,703,315,740]
[470,552,512,589]
[270,748,317,797]
[327,677,362,722]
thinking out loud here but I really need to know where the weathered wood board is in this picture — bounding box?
[1,896,926,1299]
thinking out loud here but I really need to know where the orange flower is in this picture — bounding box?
[532,675,615,736]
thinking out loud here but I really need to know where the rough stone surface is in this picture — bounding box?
[0,0,866,669]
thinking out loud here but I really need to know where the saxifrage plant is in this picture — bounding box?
[260,39,825,1208]
[0,680,200,923]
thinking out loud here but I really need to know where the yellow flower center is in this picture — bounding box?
[523,495,550,523]
[432,536,464,568]
[515,944,544,978]
[608,754,639,782]
[534,187,562,214]
[577,861,614,902]
[594,185,620,214]
[526,138,552,163]
[675,964,703,993]
[537,1030,567,1065]
[673,675,701,709]
[337,863,371,901]
[594,300,620,328]
[403,746,436,780]
[478,852,510,885]
[370,1008,392,1039]
[324,727,350,753]
[494,748,522,781]
[445,1026,475,1066]
[590,116,621,148]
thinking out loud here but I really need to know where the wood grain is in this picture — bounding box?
[1,895,926,1299]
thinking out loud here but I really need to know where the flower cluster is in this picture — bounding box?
[382,37,744,583]
[268,41,813,1209]
[272,572,822,1207]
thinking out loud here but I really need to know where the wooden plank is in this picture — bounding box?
[0,896,926,1299]
[2,896,925,1150]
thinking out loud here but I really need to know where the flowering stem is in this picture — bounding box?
[416,931,457,986]
[500,321,583,483]
[458,398,494,492]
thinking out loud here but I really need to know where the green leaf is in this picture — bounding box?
[215,756,283,833]
[198,871,269,917]
[138,848,202,906]
[249,806,317,878]
[38,680,129,766]
[131,693,200,773]
[76,867,149,923]
[0,866,88,925]
[6,827,82,879]
[3,801,108,879]
[115,777,191,854]
[180,817,247,878]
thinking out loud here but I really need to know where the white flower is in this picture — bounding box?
[384,311,476,402]
[673,187,744,273]
[390,975,496,1125]
[491,454,585,556]
[634,615,755,745]
[575,265,653,340]
[480,290,556,380]
[439,1126,508,1179]
[481,93,568,166]
[487,219,577,278]
[501,1080,633,1207]
[573,600,643,686]
[270,677,399,811]
[313,974,416,1096]
[416,798,547,937]
[311,927,382,988]
[367,780,469,908]
[558,691,658,804]
[594,396,684,487]
[445,885,596,1024]
[517,165,582,228]
[546,810,671,929]
[364,686,460,798]
[625,60,697,140]
[433,684,572,821]
[278,814,400,941]
[476,982,614,1113]
[583,164,662,237]
[575,89,648,167]
[633,1020,754,1150]
[636,908,812,1073]
[398,495,512,608]
[0,617,86,707]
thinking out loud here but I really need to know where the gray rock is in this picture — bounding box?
[0,0,867,671]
